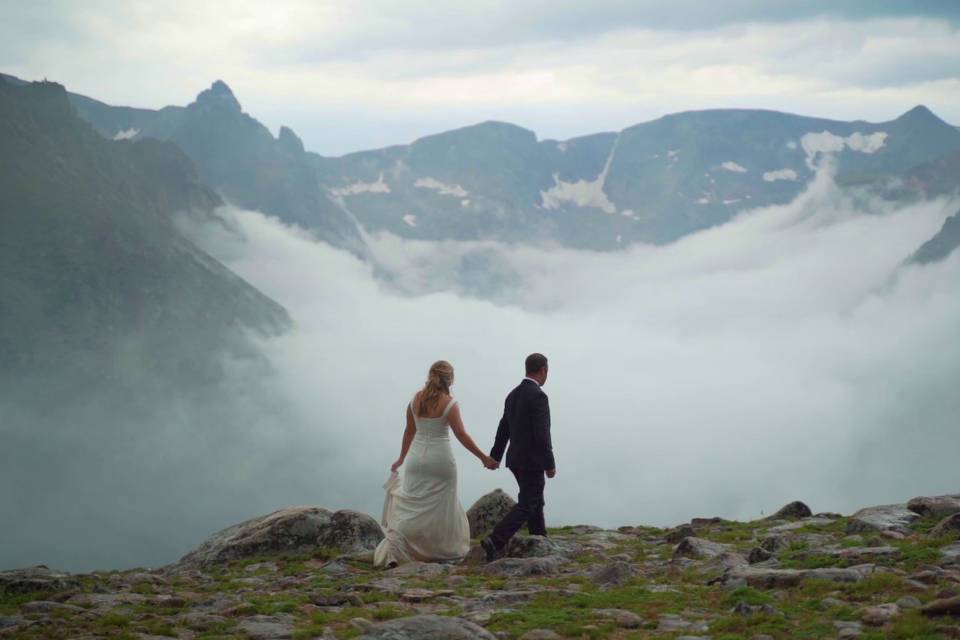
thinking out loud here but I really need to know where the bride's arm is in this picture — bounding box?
[448,404,499,469]
[391,405,416,472]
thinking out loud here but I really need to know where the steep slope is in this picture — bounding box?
[912,211,960,264]
[67,81,362,250]
[0,77,290,396]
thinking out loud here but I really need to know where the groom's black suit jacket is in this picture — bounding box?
[490,379,555,471]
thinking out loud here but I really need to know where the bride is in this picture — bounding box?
[374,360,498,567]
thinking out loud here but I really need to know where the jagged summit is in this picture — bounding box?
[191,79,241,112]
[277,125,305,155]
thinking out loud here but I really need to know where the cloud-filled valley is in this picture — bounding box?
[184,167,960,556]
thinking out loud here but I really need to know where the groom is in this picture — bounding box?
[481,353,556,562]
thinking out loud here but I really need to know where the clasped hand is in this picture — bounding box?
[481,455,499,470]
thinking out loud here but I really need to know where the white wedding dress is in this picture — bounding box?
[374,397,471,566]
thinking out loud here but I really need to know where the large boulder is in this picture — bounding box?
[847,504,920,534]
[765,501,813,520]
[0,566,81,594]
[172,507,383,569]
[467,489,516,538]
[931,514,960,538]
[358,614,496,639]
[908,494,960,519]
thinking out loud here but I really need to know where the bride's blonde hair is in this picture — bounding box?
[415,360,454,416]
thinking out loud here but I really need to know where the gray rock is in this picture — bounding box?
[588,561,637,587]
[732,601,781,616]
[506,535,580,559]
[593,608,643,628]
[235,614,295,639]
[0,566,81,594]
[931,513,960,538]
[897,595,922,609]
[847,504,920,534]
[466,490,516,539]
[178,612,230,631]
[673,537,731,560]
[860,603,899,626]
[727,566,862,589]
[921,595,960,616]
[172,506,383,568]
[358,614,496,639]
[386,561,453,577]
[766,501,813,520]
[664,524,696,544]
[748,547,776,564]
[19,601,86,615]
[826,546,901,561]
[941,542,960,563]
[907,495,960,519]
[483,556,561,577]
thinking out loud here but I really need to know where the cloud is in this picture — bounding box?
[2,3,958,154]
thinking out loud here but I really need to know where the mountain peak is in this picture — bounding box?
[277,126,305,155]
[896,104,940,124]
[191,80,241,112]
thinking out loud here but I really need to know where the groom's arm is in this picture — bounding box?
[490,404,510,462]
[533,393,555,472]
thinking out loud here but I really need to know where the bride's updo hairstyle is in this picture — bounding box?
[416,360,454,416]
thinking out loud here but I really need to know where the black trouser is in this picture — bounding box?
[488,468,546,549]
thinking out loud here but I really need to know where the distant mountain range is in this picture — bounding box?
[16,73,956,256]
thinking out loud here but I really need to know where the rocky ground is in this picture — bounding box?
[2,492,960,639]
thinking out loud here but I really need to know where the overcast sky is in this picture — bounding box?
[3,0,960,155]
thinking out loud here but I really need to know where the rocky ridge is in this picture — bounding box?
[2,492,959,639]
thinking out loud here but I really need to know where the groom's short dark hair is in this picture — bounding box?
[525,353,548,374]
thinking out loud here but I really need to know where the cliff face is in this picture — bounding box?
[2,491,959,639]
[0,78,290,395]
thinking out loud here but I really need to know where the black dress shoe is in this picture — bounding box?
[480,538,498,563]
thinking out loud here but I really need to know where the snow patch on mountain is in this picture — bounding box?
[541,133,621,215]
[763,169,799,182]
[541,174,617,214]
[720,161,748,173]
[414,177,469,198]
[556,141,568,152]
[330,173,391,196]
[112,128,139,140]
[402,214,417,227]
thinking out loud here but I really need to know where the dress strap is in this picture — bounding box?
[440,398,457,420]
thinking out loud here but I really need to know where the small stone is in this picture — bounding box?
[594,608,643,628]
[897,595,922,609]
[860,603,899,626]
